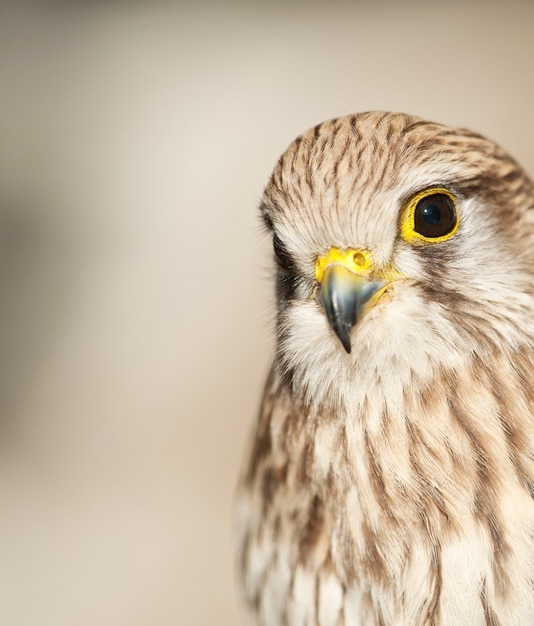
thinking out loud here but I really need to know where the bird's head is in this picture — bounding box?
[261,112,534,412]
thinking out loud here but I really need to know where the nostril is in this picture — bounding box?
[353,251,366,268]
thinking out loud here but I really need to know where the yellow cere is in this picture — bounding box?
[400,187,460,245]
[315,247,372,283]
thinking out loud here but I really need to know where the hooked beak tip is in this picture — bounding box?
[317,264,388,352]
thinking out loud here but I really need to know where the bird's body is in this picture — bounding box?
[236,112,534,625]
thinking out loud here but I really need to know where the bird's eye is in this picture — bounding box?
[400,188,459,244]
[273,234,295,272]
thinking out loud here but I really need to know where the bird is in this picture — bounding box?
[235,111,534,625]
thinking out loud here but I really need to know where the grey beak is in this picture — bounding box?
[318,264,387,353]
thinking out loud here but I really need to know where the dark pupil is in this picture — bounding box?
[422,204,441,225]
[413,193,456,238]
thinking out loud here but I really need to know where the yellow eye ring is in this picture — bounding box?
[400,187,460,245]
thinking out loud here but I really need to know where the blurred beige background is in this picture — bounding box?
[0,1,533,624]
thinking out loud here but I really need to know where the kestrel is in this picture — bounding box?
[236,112,534,625]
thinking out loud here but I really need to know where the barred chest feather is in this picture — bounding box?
[237,344,534,625]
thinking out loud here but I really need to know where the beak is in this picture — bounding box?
[316,250,389,353]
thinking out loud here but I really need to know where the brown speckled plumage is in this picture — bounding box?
[236,112,534,625]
